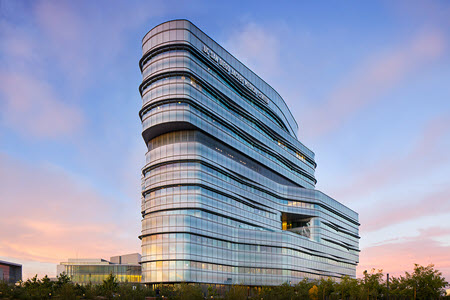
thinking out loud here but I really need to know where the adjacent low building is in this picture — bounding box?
[57,253,141,285]
[0,260,22,284]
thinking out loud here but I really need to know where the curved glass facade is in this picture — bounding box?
[139,20,359,286]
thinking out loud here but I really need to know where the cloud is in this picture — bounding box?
[0,2,85,139]
[361,185,450,233]
[304,29,446,138]
[333,113,450,201]
[0,72,84,139]
[30,0,163,85]
[33,1,89,81]
[0,22,37,66]
[0,153,140,275]
[0,0,159,140]
[225,22,283,80]
[357,227,450,281]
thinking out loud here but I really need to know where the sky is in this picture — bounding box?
[1,0,449,281]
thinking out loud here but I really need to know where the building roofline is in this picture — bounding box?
[0,260,22,267]
[141,19,300,138]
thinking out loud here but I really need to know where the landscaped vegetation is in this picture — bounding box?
[0,264,447,299]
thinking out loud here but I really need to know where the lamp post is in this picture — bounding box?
[387,273,389,300]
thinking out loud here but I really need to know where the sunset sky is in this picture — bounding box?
[1,0,449,280]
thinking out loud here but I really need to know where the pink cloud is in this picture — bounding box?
[33,1,90,82]
[361,185,450,233]
[0,22,36,64]
[30,1,160,86]
[357,227,450,281]
[333,114,450,201]
[34,1,83,47]
[0,153,140,275]
[0,72,84,138]
[305,29,446,138]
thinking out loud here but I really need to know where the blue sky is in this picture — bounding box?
[1,0,449,280]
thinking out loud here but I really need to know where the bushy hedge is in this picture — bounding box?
[0,264,448,299]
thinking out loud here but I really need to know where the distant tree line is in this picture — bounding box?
[0,263,448,299]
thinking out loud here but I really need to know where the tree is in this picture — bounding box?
[174,283,203,300]
[53,272,79,299]
[224,284,247,300]
[159,284,176,299]
[0,280,28,299]
[295,278,316,299]
[100,273,119,299]
[317,277,336,299]
[309,285,319,300]
[83,281,101,299]
[404,263,449,299]
[5,264,447,300]
[58,283,77,300]
[23,274,51,299]
[117,282,155,300]
[207,285,219,298]
[336,275,360,299]
[55,272,71,288]
[360,269,386,299]
[259,282,295,300]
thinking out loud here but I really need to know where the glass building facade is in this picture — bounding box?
[57,254,141,285]
[139,20,359,286]
[0,260,22,284]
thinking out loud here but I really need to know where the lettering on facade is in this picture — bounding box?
[202,45,269,104]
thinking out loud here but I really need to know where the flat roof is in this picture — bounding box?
[0,260,22,267]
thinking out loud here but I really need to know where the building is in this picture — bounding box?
[139,20,359,287]
[57,253,141,285]
[0,260,22,284]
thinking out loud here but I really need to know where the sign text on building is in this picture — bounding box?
[202,45,269,104]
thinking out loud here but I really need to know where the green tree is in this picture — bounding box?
[23,274,50,299]
[360,269,385,299]
[58,283,77,300]
[259,286,273,300]
[208,285,219,299]
[55,272,71,288]
[52,272,79,299]
[41,275,54,292]
[115,282,154,300]
[404,263,449,299]
[158,284,176,299]
[207,284,219,298]
[224,284,247,300]
[317,277,336,299]
[259,282,295,300]
[389,275,412,298]
[83,281,100,299]
[294,278,316,299]
[174,283,203,300]
[0,281,13,299]
[336,275,360,300]
[100,273,119,300]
